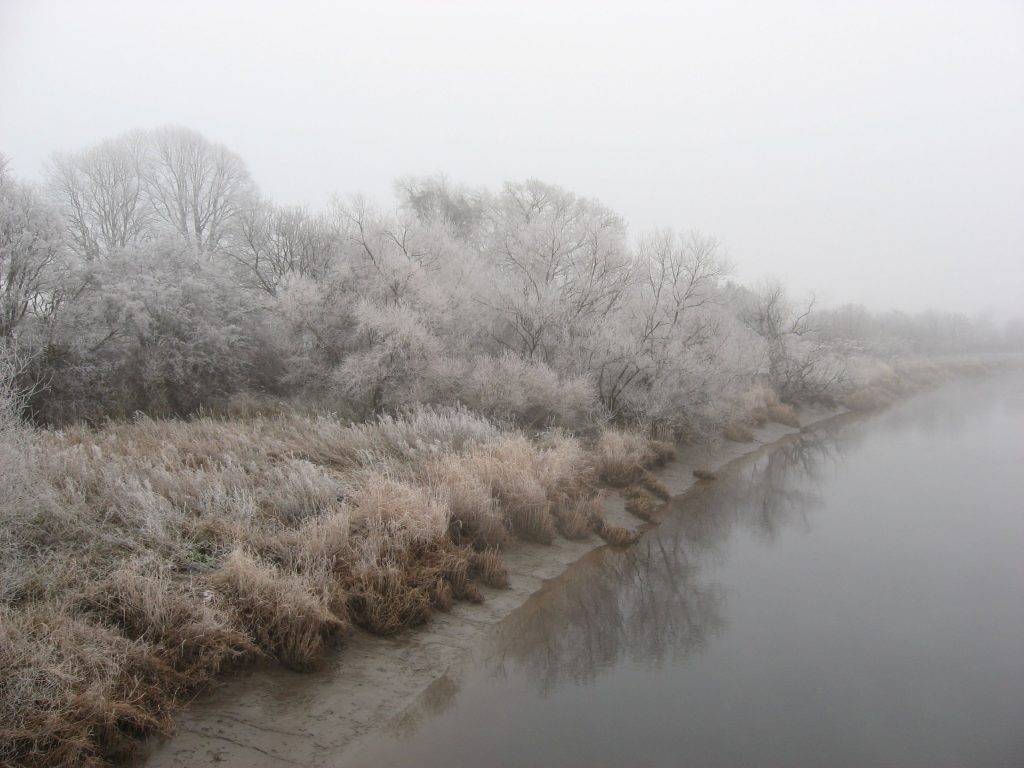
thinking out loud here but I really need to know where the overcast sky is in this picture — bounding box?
[1,0,1021,320]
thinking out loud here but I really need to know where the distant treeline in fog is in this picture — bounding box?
[1,127,1017,432]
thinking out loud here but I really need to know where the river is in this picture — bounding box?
[341,372,1024,768]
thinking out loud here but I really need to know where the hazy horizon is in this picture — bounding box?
[2,0,1021,320]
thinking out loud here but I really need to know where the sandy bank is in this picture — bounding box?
[139,405,842,768]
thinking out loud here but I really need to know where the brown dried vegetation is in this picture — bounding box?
[722,423,755,442]
[595,429,675,486]
[468,549,511,589]
[590,513,641,548]
[0,406,668,765]
[210,549,347,669]
[755,402,801,428]
[624,488,661,521]
[638,470,671,500]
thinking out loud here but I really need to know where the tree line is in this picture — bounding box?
[1,127,1015,432]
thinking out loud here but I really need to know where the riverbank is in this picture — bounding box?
[139,403,843,767]
[4,356,1013,767]
[4,407,682,768]
[332,369,1024,768]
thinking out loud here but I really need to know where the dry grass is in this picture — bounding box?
[0,604,177,768]
[459,437,559,544]
[648,440,677,465]
[0,401,676,765]
[345,533,488,634]
[468,549,510,589]
[348,564,434,635]
[624,487,661,521]
[743,385,802,428]
[590,513,640,548]
[722,423,755,442]
[409,540,483,605]
[551,491,598,539]
[425,457,510,550]
[757,402,801,428]
[86,568,258,683]
[838,356,1001,413]
[210,549,347,670]
[349,476,449,543]
[638,470,671,500]
[595,429,674,486]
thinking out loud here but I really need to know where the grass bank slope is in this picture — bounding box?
[0,405,673,767]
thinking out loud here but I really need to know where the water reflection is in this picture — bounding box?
[344,374,1024,768]
[486,421,855,695]
[389,670,464,739]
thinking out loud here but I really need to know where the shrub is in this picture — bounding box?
[459,352,597,429]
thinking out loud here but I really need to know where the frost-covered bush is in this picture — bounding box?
[26,241,269,422]
[459,352,597,429]
[332,300,459,416]
[4,131,1004,430]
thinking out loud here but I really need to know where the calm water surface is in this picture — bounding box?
[345,373,1024,768]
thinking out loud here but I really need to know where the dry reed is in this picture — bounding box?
[0,404,674,765]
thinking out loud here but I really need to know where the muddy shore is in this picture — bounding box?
[139,405,842,768]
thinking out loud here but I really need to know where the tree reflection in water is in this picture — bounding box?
[486,421,856,694]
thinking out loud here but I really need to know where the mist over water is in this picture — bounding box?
[345,372,1024,768]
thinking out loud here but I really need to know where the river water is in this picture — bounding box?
[342,372,1024,768]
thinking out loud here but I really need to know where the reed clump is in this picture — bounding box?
[468,549,511,589]
[595,429,675,487]
[551,491,600,539]
[210,549,347,669]
[590,513,640,548]
[624,487,661,521]
[347,563,434,635]
[638,470,671,500]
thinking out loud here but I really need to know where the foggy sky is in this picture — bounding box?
[1,0,1021,320]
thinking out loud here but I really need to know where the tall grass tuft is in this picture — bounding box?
[624,488,661,521]
[210,549,347,670]
[595,429,675,486]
